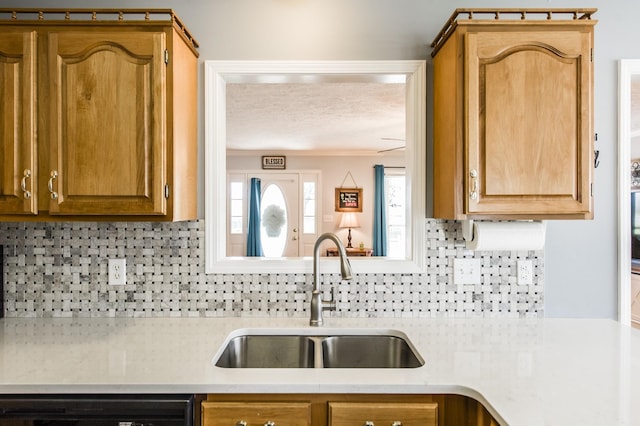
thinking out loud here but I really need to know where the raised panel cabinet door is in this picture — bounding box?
[202,401,311,426]
[465,30,593,216]
[0,30,37,215]
[328,401,438,426]
[47,31,166,215]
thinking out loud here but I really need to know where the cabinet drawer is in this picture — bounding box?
[202,401,311,426]
[328,401,438,426]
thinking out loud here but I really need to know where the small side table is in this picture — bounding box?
[326,247,373,257]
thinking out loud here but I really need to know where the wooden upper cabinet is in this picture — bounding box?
[48,31,166,215]
[0,9,199,221]
[432,9,597,220]
[0,30,37,215]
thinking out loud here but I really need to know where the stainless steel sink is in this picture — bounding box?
[321,335,423,368]
[215,335,315,368]
[214,331,424,368]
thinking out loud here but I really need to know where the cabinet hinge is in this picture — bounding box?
[164,49,169,65]
[591,183,593,197]
[164,184,170,199]
[590,48,593,62]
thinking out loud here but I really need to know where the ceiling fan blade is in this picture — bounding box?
[377,145,406,153]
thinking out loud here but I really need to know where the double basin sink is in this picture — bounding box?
[214,329,424,369]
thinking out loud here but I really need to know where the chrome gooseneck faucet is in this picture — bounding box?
[310,233,353,326]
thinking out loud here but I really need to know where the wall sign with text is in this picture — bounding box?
[335,188,362,212]
[262,156,286,169]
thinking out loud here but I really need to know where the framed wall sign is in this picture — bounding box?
[335,188,362,212]
[262,156,286,169]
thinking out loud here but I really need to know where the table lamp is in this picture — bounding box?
[339,213,360,248]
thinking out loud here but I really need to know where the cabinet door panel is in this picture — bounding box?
[328,401,438,426]
[466,31,592,215]
[0,31,37,215]
[48,31,166,215]
[202,401,311,426]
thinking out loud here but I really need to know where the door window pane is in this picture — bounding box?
[261,184,288,257]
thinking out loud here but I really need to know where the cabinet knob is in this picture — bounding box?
[48,170,59,200]
[21,169,32,199]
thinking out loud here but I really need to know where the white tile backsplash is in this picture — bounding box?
[0,219,543,318]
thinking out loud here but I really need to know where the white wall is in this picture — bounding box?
[9,0,636,318]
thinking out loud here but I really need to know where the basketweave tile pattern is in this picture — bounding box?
[0,220,543,318]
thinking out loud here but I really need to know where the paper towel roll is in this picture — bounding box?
[465,221,546,251]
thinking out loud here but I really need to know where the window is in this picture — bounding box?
[205,60,426,274]
[385,170,406,258]
[303,181,316,234]
[229,181,244,234]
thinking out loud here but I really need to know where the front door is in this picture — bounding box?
[255,173,299,257]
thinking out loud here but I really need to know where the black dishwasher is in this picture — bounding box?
[0,394,194,425]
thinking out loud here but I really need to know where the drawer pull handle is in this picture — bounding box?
[236,421,247,426]
[264,422,275,426]
[392,422,403,426]
[48,170,58,200]
[21,169,32,199]
[365,422,375,426]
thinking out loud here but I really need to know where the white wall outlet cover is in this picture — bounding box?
[453,258,481,285]
[108,258,127,286]
[517,260,533,285]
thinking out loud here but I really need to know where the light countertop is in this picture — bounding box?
[0,317,638,425]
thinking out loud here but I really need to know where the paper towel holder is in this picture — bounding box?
[461,219,547,248]
[461,220,475,242]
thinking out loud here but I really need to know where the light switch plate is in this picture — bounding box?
[453,258,481,285]
[108,258,126,286]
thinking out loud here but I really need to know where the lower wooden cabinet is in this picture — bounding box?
[202,401,311,426]
[328,401,437,426]
[201,394,498,426]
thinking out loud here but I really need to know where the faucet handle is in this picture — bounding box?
[322,287,336,312]
[322,286,335,302]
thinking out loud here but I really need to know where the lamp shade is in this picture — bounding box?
[339,212,360,229]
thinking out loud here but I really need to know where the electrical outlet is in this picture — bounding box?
[108,258,126,286]
[453,258,481,285]
[517,260,533,285]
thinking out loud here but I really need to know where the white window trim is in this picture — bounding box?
[204,60,426,274]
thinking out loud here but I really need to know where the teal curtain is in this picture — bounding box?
[373,165,387,256]
[246,177,263,257]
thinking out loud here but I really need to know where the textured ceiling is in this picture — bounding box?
[226,82,406,155]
